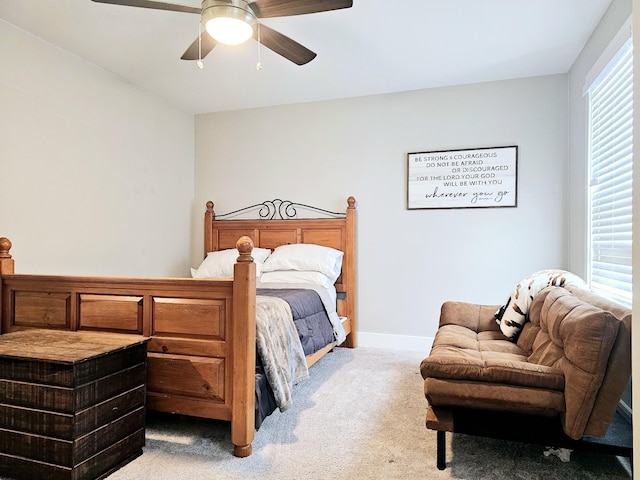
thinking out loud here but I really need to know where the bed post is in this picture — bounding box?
[344,197,357,348]
[204,201,215,257]
[231,236,256,457]
[0,238,14,335]
[0,238,13,276]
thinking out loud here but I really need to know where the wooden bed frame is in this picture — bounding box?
[0,196,357,457]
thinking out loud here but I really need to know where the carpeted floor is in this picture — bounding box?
[102,347,631,480]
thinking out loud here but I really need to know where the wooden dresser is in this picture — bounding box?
[0,329,150,480]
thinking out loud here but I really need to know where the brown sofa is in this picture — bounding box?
[420,285,632,469]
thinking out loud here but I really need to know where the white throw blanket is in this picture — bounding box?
[256,296,309,412]
[495,269,587,340]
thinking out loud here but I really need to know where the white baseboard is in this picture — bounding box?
[357,331,433,352]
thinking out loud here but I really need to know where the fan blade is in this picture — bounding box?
[255,24,316,65]
[181,32,218,60]
[249,0,352,18]
[91,0,201,14]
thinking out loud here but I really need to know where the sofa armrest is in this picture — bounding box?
[439,301,502,333]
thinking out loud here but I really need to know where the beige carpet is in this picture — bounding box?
[105,347,632,480]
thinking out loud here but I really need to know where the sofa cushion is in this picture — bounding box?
[439,301,502,333]
[421,324,564,391]
[525,287,621,439]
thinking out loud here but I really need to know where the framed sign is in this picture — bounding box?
[407,145,518,210]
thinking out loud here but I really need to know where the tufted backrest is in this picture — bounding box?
[519,287,627,439]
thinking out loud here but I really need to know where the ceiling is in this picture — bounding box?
[0,0,613,115]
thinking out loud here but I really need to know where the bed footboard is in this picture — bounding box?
[0,236,257,457]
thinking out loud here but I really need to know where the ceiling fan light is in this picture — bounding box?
[205,17,253,46]
[202,1,256,46]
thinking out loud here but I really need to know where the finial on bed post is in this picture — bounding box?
[206,201,215,217]
[347,196,356,209]
[0,237,14,276]
[236,236,254,262]
[0,238,11,259]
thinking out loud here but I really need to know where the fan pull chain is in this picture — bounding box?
[256,22,262,71]
[197,22,204,69]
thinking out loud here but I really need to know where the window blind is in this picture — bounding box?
[588,36,633,304]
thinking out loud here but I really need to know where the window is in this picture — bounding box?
[587,32,633,305]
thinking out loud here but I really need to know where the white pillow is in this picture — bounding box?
[191,248,271,278]
[259,270,335,289]
[261,243,343,282]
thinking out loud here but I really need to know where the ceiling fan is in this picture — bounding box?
[91,0,353,65]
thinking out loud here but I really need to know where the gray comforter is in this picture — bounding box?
[255,295,309,412]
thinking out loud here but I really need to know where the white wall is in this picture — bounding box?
[0,20,195,277]
[195,75,568,349]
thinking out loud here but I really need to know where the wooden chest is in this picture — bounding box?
[0,329,150,480]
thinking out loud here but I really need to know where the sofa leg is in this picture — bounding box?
[437,430,446,470]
